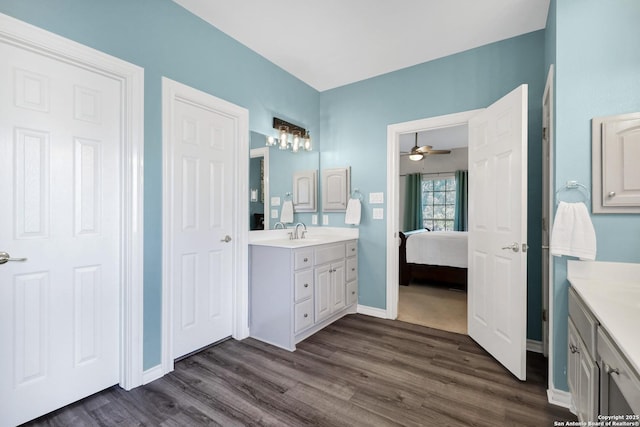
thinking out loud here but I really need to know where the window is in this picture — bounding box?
[421,176,456,231]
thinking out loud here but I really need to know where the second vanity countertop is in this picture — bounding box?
[567,260,640,375]
[249,226,359,248]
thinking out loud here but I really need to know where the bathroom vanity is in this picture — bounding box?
[567,261,640,422]
[249,228,358,351]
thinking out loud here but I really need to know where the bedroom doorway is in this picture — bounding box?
[387,110,480,333]
[396,128,470,335]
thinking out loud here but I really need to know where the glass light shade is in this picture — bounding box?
[278,125,289,150]
[409,152,424,161]
[292,130,301,153]
[303,132,312,151]
[266,135,276,146]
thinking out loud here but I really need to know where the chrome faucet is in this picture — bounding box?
[294,222,307,239]
[274,222,286,229]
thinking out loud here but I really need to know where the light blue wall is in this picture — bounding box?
[550,0,640,391]
[320,31,547,340]
[0,0,321,370]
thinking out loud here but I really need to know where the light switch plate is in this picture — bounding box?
[271,196,281,206]
[312,215,318,225]
[372,208,384,219]
[369,192,384,204]
[323,215,329,225]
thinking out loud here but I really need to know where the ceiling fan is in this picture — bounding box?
[403,132,451,161]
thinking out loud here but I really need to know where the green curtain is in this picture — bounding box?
[403,173,423,231]
[454,170,468,231]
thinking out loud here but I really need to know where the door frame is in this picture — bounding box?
[0,13,145,390]
[385,109,482,319]
[161,77,249,375]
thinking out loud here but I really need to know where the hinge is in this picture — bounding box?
[542,217,547,232]
[542,309,548,322]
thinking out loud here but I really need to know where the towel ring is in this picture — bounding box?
[555,180,590,205]
[351,188,363,201]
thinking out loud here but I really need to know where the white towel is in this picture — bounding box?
[550,201,597,260]
[280,200,294,223]
[344,198,361,225]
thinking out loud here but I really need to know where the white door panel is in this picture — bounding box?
[468,85,528,380]
[169,94,234,359]
[0,41,121,425]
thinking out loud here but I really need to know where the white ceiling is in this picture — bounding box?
[399,125,469,153]
[173,0,550,92]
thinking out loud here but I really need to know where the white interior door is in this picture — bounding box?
[0,41,121,425]
[468,85,528,380]
[166,82,235,359]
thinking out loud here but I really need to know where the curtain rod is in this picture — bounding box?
[399,171,457,177]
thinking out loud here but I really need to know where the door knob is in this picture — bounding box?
[0,251,28,265]
[501,242,520,253]
[220,235,232,243]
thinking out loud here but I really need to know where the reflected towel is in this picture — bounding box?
[280,200,294,224]
[344,198,361,225]
[550,201,596,260]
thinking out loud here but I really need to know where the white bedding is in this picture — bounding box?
[405,231,468,268]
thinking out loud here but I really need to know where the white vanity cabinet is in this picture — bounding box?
[568,282,640,421]
[567,288,599,422]
[249,239,358,351]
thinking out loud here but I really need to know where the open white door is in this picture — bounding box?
[468,85,528,380]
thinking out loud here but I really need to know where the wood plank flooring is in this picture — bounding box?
[24,315,576,427]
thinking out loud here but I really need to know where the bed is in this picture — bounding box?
[399,229,468,289]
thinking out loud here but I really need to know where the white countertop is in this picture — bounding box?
[249,226,359,248]
[567,260,640,375]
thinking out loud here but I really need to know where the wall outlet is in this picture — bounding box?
[322,215,329,225]
[312,214,318,225]
[372,208,384,219]
[271,209,278,219]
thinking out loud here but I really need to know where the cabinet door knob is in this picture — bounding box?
[608,191,616,198]
[304,257,308,262]
[351,291,355,295]
[569,344,579,354]
[303,313,308,318]
[351,268,355,271]
[304,283,309,288]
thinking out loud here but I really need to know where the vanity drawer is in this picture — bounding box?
[347,281,358,305]
[346,241,357,257]
[346,257,357,282]
[294,270,313,302]
[294,299,314,333]
[569,287,598,358]
[315,243,345,265]
[294,248,314,270]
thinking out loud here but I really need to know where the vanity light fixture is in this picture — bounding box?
[267,117,312,153]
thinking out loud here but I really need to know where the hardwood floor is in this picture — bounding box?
[24,315,576,427]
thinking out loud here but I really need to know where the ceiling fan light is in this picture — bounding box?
[409,152,423,161]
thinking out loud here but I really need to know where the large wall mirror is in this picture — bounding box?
[250,131,319,229]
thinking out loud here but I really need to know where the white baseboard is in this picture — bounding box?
[527,339,544,353]
[547,387,574,412]
[357,304,388,319]
[142,364,165,385]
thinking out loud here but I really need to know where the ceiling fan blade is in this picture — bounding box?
[424,149,451,155]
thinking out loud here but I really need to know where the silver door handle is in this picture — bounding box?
[0,252,28,265]
[501,242,520,253]
[220,235,232,243]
